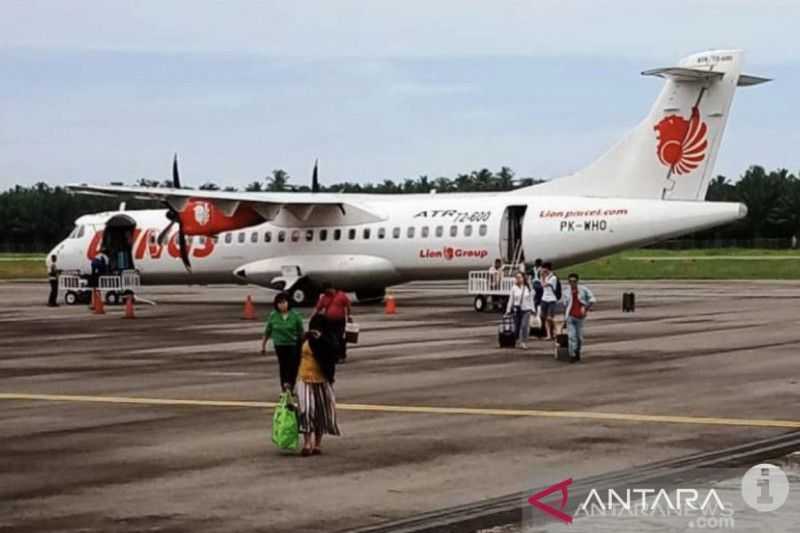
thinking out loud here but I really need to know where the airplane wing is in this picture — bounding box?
[66,184,386,226]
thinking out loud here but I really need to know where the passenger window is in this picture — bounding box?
[278,231,286,243]
[305,229,314,242]
[320,229,328,241]
[392,227,401,239]
[464,225,473,237]
[225,233,232,244]
[450,225,458,237]
[198,236,206,245]
[435,226,443,238]
[264,231,272,243]
[251,232,258,243]
[407,227,415,238]
[334,229,342,241]
[238,232,246,244]
[149,232,157,244]
[348,229,356,240]
[363,228,371,240]
[421,226,429,238]
[291,230,300,242]
[479,224,488,236]
[378,227,386,239]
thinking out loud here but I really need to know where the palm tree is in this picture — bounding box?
[266,169,290,191]
[472,168,494,191]
[497,166,515,190]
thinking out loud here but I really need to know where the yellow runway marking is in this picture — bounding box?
[1,393,799,429]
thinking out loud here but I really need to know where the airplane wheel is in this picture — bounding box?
[105,291,120,305]
[355,288,386,304]
[290,282,319,307]
[64,291,78,305]
[473,295,487,312]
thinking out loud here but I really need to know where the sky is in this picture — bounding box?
[1,0,798,189]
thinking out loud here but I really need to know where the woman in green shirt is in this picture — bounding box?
[261,293,304,391]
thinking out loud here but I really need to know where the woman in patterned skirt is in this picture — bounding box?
[297,314,341,456]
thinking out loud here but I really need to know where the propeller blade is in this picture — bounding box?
[177,225,192,272]
[157,220,176,246]
[312,159,319,193]
[172,153,181,189]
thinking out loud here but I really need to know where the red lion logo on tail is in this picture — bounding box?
[654,107,708,175]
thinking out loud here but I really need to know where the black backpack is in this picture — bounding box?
[554,277,562,301]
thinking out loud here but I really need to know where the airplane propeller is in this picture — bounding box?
[157,154,192,271]
[312,159,319,193]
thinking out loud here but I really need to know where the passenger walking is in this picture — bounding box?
[506,272,534,349]
[261,293,304,391]
[47,255,60,307]
[563,273,596,363]
[539,262,561,340]
[531,258,544,314]
[298,314,341,456]
[314,283,352,362]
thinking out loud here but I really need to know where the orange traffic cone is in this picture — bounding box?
[242,295,256,320]
[123,295,136,319]
[384,293,397,315]
[93,289,106,315]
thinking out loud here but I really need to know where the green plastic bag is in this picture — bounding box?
[272,392,300,451]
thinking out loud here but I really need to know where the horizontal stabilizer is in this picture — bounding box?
[738,74,772,87]
[642,67,724,83]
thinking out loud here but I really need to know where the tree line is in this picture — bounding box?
[1,165,798,252]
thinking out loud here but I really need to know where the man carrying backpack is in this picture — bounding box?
[539,262,562,341]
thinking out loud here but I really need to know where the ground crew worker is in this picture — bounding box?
[47,255,59,307]
[563,273,596,363]
[261,292,305,391]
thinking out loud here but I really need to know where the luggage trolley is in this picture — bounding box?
[98,269,141,305]
[467,265,518,312]
[60,270,141,306]
[59,271,91,305]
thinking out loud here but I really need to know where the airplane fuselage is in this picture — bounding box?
[50,191,745,293]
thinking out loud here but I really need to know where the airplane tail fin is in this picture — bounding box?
[527,50,769,201]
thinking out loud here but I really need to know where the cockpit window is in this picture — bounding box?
[76,225,85,238]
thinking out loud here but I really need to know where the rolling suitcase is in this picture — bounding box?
[553,330,572,362]
[622,292,636,312]
[498,314,516,348]
[554,345,572,362]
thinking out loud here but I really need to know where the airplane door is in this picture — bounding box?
[499,206,527,265]
[103,214,137,272]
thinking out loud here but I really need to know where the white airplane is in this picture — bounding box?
[52,49,768,305]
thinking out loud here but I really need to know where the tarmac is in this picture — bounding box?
[1,280,799,532]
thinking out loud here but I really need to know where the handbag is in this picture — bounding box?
[345,321,360,344]
[271,391,300,451]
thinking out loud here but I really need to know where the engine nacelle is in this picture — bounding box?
[178,199,263,236]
